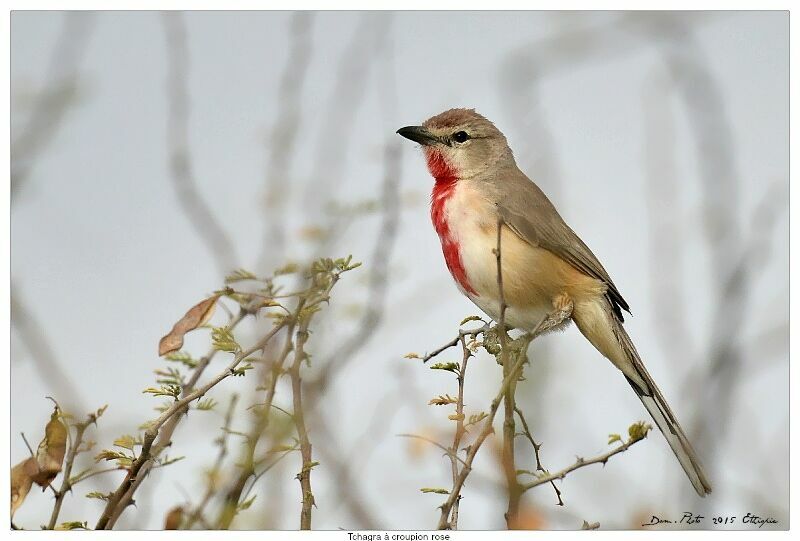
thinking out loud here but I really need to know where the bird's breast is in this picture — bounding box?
[430,179,499,298]
[431,179,601,329]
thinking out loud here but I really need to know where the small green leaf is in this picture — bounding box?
[429,362,459,373]
[113,435,137,451]
[460,315,484,326]
[195,398,217,411]
[143,385,182,399]
[94,450,128,463]
[85,491,111,501]
[55,521,88,530]
[429,394,457,406]
[238,495,257,511]
[627,421,652,442]
[420,487,450,495]
[211,327,240,353]
[225,269,258,284]
[274,262,299,276]
[157,455,185,467]
[231,363,254,377]
[607,433,622,445]
[164,351,197,369]
[466,412,488,427]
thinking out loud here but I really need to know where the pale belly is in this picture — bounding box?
[439,180,604,331]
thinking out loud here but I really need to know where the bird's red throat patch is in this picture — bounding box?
[426,149,478,296]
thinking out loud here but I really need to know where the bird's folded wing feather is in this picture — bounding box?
[495,169,630,319]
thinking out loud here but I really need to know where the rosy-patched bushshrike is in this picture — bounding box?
[398,108,711,497]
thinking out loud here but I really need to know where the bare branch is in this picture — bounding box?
[520,428,651,493]
[47,409,103,529]
[514,406,562,506]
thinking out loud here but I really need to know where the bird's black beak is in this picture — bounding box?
[396,125,439,146]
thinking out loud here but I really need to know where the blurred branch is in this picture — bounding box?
[215,323,298,529]
[300,13,391,215]
[641,19,785,502]
[257,12,314,270]
[642,69,697,361]
[431,223,573,530]
[11,12,93,201]
[11,287,86,413]
[95,308,260,529]
[162,12,239,276]
[306,140,402,394]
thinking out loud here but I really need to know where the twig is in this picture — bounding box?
[435,333,528,529]
[100,308,249,529]
[290,315,315,530]
[20,432,35,457]
[519,430,650,492]
[447,337,471,528]
[241,446,299,505]
[47,410,101,529]
[493,218,522,529]
[514,406,562,506]
[183,394,239,529]
[396,434,469,470]
[216,309,301,529]
[96,314,282,529]
[420,323,490,364]
[435,304,569,530]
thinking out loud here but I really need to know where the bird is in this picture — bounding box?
[397,108,712,497]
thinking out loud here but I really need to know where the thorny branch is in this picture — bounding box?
[183,394,239,529]
[514,406,562,506]
[96,310,280,529]
[47,408,104,529]
[215,312,300,529]
[290,310,315,530]
[430,219,573,530]
[518,425,651,493]
[494,219,522,529]
[99,308,249,529]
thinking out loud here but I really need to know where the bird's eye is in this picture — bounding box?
[452,131,469,143]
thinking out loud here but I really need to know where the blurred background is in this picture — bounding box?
[10,10,788,530]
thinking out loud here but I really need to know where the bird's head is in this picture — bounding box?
[397,108,512,180]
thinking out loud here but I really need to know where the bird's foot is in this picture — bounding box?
[531,293,574,338]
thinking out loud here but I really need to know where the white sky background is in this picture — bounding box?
[10,11,789,530]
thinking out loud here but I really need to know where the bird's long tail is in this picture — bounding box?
[611,317,713,497]
[572,299,712,497]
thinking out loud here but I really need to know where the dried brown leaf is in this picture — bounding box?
[158,294,221,356]
[164,506,184,529]
[10,457,36,516]
[30,408,68,486]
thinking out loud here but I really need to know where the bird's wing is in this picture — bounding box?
[495,167,630,320]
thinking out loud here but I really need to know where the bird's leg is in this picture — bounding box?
[530,293,574,339]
